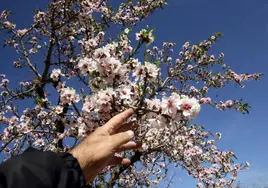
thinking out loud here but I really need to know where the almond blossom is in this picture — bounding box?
[50,69,64,81]
[136,28,155,46]
[179,95,201,120]
[161,95,180,118]
[78,58,97,75]
[118,86,133,100]
[60,87,80,105]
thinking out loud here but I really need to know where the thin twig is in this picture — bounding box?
[19,39,42,78]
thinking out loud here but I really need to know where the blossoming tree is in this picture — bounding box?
[0,1,262,187]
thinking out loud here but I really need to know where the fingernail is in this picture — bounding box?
[128,108,136,113]
[124,109,135,118]
[126,130,134,138]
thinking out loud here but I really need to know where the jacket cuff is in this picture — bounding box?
[57,152,86,188]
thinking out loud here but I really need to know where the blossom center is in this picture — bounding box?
[138,69,143,75]
[167,100,173,108]
[182,103,192,110]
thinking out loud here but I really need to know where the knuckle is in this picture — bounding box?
[95,127,108,136]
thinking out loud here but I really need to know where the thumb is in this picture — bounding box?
[110,130,134,149]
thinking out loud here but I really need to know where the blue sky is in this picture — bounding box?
[1,0,268,187]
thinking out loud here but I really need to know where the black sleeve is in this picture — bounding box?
[0,147,86,188]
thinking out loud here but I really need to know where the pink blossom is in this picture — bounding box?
[50,69,64,81]
[161,95,179,117]
[1,10,8,20]
[144,62,159,81]
[55,106,64,114]
[60,87,80,104]
[3,21,16,29]
[225,100,233,107]
[78,57,97,75]
[82,101,95,113]
[199,97,211,104]
[16,29,28,36]
[179,96,201,120]
[119,86,133,100]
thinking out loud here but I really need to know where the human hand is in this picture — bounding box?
[70,108,140,183]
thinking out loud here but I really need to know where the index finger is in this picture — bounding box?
[102,108,135,135]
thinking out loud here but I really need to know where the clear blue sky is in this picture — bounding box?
[1,0,268,187]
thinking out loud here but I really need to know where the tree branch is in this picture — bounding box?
[108,151,142,187]
[19,39,42,78]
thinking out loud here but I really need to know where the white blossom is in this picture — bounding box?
[60,87,80,104]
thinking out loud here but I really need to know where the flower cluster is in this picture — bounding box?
[78,43,129,86]
[156,93,200,120]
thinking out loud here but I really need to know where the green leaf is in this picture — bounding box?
[144,54,149,62]
[89,72,95,78]
[138,84,143,96]
[152,61,160,67]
